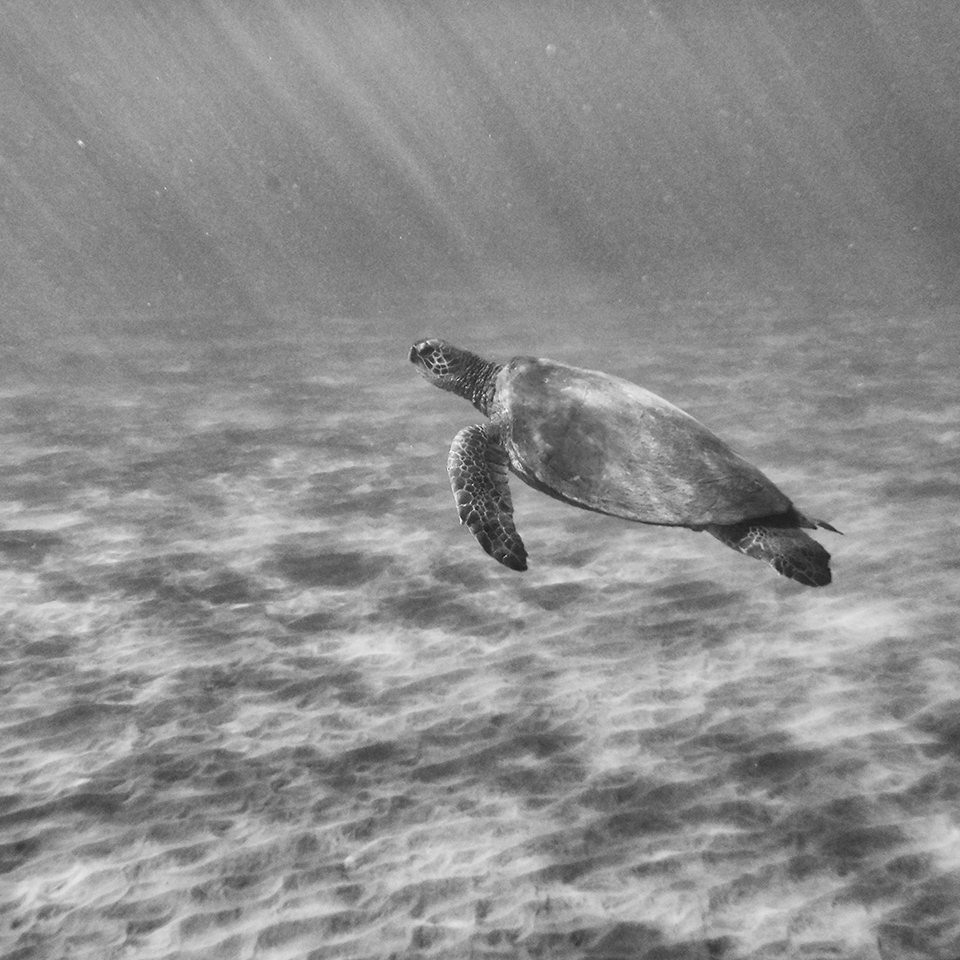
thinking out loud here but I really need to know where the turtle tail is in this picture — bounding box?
[705,513,834,587]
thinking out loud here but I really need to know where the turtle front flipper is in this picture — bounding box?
[447,424,528,571]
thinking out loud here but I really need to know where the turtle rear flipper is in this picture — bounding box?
[447,424,528,571]
[706,516,832,587]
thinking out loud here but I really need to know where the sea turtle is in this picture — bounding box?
[409,339,839,586]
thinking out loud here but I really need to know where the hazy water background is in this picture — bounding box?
[3,4,960,959]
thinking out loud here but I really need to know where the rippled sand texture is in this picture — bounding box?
[2,308,959,959]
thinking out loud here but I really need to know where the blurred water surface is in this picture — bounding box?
[2,295,958,959]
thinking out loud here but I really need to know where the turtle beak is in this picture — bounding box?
[410,339,454,380]
[409,339,441,367]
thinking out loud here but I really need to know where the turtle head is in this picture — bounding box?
[409,339,501,416]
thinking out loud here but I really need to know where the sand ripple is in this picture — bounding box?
[3,315,960,958]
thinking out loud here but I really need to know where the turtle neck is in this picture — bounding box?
[463,356,502,417]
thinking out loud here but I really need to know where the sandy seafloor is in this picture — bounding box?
[2,298,959,960]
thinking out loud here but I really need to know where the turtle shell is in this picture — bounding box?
[494,357,792,527]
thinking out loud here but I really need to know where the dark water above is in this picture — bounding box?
[2,297,958,959]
